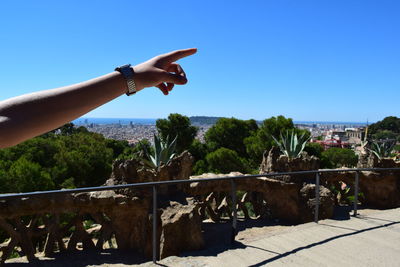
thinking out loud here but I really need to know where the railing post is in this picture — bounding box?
[152,185,157,263]
[314,172,320,223]
[231,179,237,243]
[353,171,359,217]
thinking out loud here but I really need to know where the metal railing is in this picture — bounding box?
[0,167,399,263]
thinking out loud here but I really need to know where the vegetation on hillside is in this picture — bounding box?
[369,116,400,141]
[156,113,198,153]
[0,123,133,193]
[189,116,222,125]
[2,114,398,193]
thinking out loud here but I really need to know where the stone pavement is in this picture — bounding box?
[145,208,400,267]
[7,208,400,266]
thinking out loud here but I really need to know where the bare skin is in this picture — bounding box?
[0,48,197,148]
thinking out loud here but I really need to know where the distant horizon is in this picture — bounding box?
[74,116,372,125]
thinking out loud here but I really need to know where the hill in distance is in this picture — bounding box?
[189,116,223,125]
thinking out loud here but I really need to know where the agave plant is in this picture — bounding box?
[368,141,396,160]
[272,130,311,159]
[143,134,178,169]
[360,140,368,150]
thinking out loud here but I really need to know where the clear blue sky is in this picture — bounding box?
[0,0,399,122]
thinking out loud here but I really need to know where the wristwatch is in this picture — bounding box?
[115,64,137,96]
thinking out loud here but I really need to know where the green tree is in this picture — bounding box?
[369,116,400,135]
[188,140,208,161]
[394,144,400,152]
[321,148,358,168]
[156,113,198,153]
[244,115,307,166]
[369,116,400,142]
[53,132,113,188]
[192,160,208,175]
[205,117,258,157]
[304,142,324,158]
[372,130,397,141]
[106,139,131,158]
[206,147,249,174]
[0,123,118,193]
[4,157,54,193]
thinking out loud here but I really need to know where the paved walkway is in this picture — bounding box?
[146,208,400,267]
[8,208,400,266]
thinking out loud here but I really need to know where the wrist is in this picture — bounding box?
[132,65,145,91]
[115,64,137,96]
[113,71,129,95]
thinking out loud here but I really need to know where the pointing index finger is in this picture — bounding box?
[161,48,197,63]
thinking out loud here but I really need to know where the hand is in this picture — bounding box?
[133,48,197,95]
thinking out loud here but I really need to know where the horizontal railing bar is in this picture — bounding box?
[0,167,399,200]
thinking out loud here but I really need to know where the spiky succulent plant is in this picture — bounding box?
[272,130,311,159]
[368,141,395,160]
[143,134,177,169]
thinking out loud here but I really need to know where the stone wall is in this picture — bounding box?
[0,149,399,264]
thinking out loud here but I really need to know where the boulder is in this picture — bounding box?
[322,170,400,209]
[357,151,399,168]
[107,151,194,196]
[259,147,320,183]
[299,184,334,222]
[360,171,400,208]
[158,198,204,259]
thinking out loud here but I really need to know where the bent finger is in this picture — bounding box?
[166,82,174,92]
[162,72,188,85]
[167,63,186,79]
[156,83,169,95]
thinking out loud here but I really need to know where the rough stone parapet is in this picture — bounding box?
[0,149,399,264]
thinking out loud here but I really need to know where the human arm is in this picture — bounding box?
[0,48,197,148]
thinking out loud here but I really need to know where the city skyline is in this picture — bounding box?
[74,116,371,124]
[1,1,399,122]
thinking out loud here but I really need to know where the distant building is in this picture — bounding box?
[324,130,347,142]
[345,128,366,145]
[314,139,351,149]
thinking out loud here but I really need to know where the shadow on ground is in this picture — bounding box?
[246,219,400,267]
[181,217,293,258]
[6,217,288,266]
[8,209,395,266]
[6,249,148,266]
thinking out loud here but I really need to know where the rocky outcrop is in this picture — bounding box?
[188,172,333,223]
[299,184,334,222]
[357,151,400,169]
[259,147,320,183]
[357,149,373,168]
[107,151,194,196]
[158,198,204,259]
[107,151,203,259]
[322,170,400,209]
[260,147,320,173]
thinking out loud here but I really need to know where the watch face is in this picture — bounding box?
[122,67,134,78]
[115,64,131,71]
